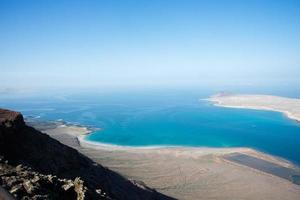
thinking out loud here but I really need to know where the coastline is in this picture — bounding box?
[208,94,300,123]
[27,114,300,168]
[77,134,295,167]
[48,120,261,157]
[28,119,300,200]
[24,93,300,199]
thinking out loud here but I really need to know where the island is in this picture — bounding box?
[209,93,300,122]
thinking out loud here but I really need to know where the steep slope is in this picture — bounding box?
[0,108,175,200]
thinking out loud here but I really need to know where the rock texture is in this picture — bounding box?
[0,108,175,200]
[0,159,87,200]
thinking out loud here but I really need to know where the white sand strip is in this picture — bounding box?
[208,93,300,122]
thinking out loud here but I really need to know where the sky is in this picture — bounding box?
[0,0,300,91]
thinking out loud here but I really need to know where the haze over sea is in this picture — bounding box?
[1,87,300,165]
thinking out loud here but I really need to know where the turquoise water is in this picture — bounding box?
[1,90,300,164]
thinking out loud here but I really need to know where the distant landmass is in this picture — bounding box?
[209,93,300,122]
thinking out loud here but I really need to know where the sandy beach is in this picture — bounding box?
[28,120,300,200]
[209,93,300,122]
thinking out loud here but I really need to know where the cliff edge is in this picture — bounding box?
[0,108,175,200]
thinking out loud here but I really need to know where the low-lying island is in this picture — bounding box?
[209,93,300,122]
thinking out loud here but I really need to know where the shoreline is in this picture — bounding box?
[28,119,300,200]
[78,134,295,166]
[23,94,300,199]
[210,101,300,123]
[79,134,300,171]
[208,94,300,123]
[28,118,299,168]
[27,116,299,168]
[26,93,300,154]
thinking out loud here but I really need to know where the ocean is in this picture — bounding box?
[1,89,300,164]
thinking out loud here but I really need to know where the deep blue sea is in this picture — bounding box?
[1,89,300,164]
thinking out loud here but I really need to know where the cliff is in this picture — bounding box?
[0,108,175,200]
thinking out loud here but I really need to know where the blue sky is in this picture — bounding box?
[0,0,300,90]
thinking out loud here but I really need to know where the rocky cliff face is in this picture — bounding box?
[0,108,175,200]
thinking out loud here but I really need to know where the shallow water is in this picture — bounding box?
[1,90,300,164]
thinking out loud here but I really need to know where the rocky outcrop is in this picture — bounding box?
[0,158,88,200]
[0,108,175,200]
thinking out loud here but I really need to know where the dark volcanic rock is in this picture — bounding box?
[0,108,175,200]
[0,109,25,129]
[0,159,87,200]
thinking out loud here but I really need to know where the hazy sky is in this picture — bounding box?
[1,0,300,90]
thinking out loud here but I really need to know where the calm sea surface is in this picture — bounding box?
[1,89,300,164]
